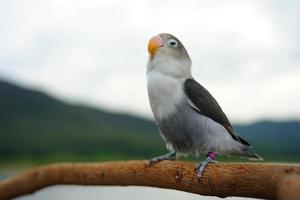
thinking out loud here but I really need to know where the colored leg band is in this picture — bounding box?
[207,151,217,160]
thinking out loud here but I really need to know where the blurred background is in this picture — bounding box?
[0,0,300,199]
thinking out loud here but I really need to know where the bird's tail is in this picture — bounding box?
[243,149,263,161]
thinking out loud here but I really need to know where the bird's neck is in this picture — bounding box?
[147,56,192,79]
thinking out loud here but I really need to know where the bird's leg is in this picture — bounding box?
[148,151,176,165]
[196,151,217,177]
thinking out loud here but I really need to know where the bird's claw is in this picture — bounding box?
[196,155,217,177]
[147,157,161,165]
[146,151,176,166]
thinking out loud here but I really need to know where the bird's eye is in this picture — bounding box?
[167,39,178,48]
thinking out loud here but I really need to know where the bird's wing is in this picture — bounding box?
[184,79,251,146]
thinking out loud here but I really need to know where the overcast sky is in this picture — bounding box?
[0,0,299,123]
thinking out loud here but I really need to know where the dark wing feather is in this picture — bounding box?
[184,79,250,146]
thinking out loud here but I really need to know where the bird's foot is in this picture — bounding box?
[147,151,176,165]
[196,151,217,177]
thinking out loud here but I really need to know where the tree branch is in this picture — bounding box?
[0,161,300,200]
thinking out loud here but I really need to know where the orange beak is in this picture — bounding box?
[148,35,164,55]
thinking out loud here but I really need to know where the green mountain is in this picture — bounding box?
[0,80,299,164]
[235,121,300,160]
[0,80,164,162]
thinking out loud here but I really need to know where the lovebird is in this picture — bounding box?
[146,33,262,176]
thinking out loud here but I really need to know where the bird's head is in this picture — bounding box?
[147,33,192,79]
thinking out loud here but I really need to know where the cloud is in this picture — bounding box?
[0,0,299,122]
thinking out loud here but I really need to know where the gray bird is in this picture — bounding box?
[146,33,262,177]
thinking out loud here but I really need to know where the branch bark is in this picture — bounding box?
[0,160,300,200]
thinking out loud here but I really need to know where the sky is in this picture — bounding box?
[0,0,299,123]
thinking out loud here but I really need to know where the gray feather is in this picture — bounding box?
[184,79,251,146]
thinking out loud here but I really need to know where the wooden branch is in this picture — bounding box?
[0,161,300,200]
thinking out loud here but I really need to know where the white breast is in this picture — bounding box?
[147,70,185,120]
